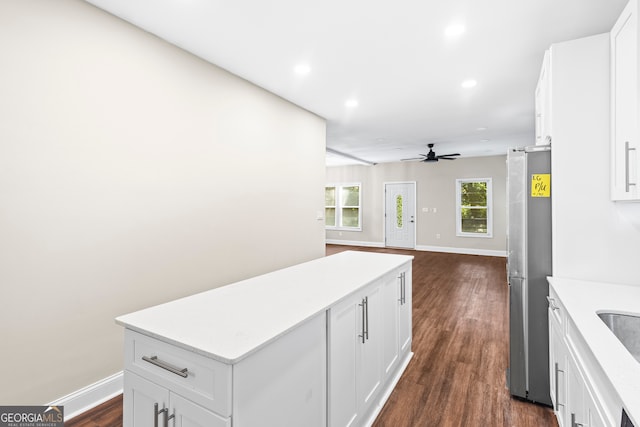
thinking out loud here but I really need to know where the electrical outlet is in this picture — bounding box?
[436,233,441,239]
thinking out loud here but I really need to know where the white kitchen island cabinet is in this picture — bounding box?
[329,263,413,427]
[117,251,414,427]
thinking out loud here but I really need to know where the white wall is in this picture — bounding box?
[0,0,326,404]
[552,33,640,285]
[326,155,507,255]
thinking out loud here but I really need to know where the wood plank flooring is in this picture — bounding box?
[66,245,557,427]
[65,394,122,427]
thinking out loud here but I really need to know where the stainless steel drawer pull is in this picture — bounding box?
[142,355,189,378]
[625,141,637,193]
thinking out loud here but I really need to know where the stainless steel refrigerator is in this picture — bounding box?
[507,145,552,406]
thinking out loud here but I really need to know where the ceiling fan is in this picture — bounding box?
[402,144,460,162]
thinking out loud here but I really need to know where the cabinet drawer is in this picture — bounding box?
[125,329,232,417]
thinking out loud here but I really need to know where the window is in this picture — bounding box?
[456,178,492,237]
[325,184,361,230]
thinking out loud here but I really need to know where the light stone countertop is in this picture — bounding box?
[548,277,640,426]
[116,250,413,364]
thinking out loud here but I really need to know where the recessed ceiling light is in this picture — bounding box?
[445,24,465,38]
[477,127,487,131]
[345,99,359,108]
[480,139,490,142]
[461,79,477,89]
[294,64,311,75]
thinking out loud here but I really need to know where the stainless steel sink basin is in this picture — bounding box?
[597,312,640,363]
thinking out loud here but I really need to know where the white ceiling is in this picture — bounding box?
[84,0,627,166]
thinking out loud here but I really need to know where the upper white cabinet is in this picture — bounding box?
[535,50,552,146]
[611,0,640,201]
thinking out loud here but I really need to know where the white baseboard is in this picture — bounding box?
[416,245,507,257]
[48,371,123,421]
[326,240,507,257]
[325,239,385,248]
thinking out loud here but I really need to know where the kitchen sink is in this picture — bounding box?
[597,312,640,363]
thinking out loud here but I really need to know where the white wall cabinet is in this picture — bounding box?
[118,251,414,427]
[611,0,640,201]
[535,50,552,146]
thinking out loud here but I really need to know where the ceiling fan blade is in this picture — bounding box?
[437,153,460,158]
[438,157,457,160]
[401,157,424,161]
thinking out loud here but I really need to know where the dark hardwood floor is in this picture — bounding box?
[67,245,557,427]
[65,394,122,427]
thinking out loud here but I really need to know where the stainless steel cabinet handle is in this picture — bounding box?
[546,296,559,311]
[555,363,564,408]
[398,272,407,305]
[142,355,189,378]
[571,413,584,427]
[153,403,169,427]
[625,141,637,193]
[358,298,366,344]
[164,410,175,427]
[402,272,406,305]
[364,296,369,341]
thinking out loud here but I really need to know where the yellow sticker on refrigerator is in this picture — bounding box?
[531,174,551,197]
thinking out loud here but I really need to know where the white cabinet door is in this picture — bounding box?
[584,388,608,427]
[535,50,552,146]
[170,393,229,427]
[329,293,361,427]
[358,283,382,411]
[611,0,640,201]
[329,279,385,427]
[549,309,566,427]
[124,371,168,427]
[398,266,412,356]
[567,353,585,427]
[124,372,229,427]
[381,271,399,377]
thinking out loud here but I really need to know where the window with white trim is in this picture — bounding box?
[456,178,493,237]
[325,184,361,230]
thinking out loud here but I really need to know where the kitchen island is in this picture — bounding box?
[116,250,414,427]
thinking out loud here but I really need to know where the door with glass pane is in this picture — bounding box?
[384,183,415,249]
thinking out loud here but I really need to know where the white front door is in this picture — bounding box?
[384,183,416,249]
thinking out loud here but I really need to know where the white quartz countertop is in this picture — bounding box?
[116,250,413,364]
[548,277,640,425]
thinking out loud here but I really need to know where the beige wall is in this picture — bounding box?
[0,0,326,404]
[326,156,507,255]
